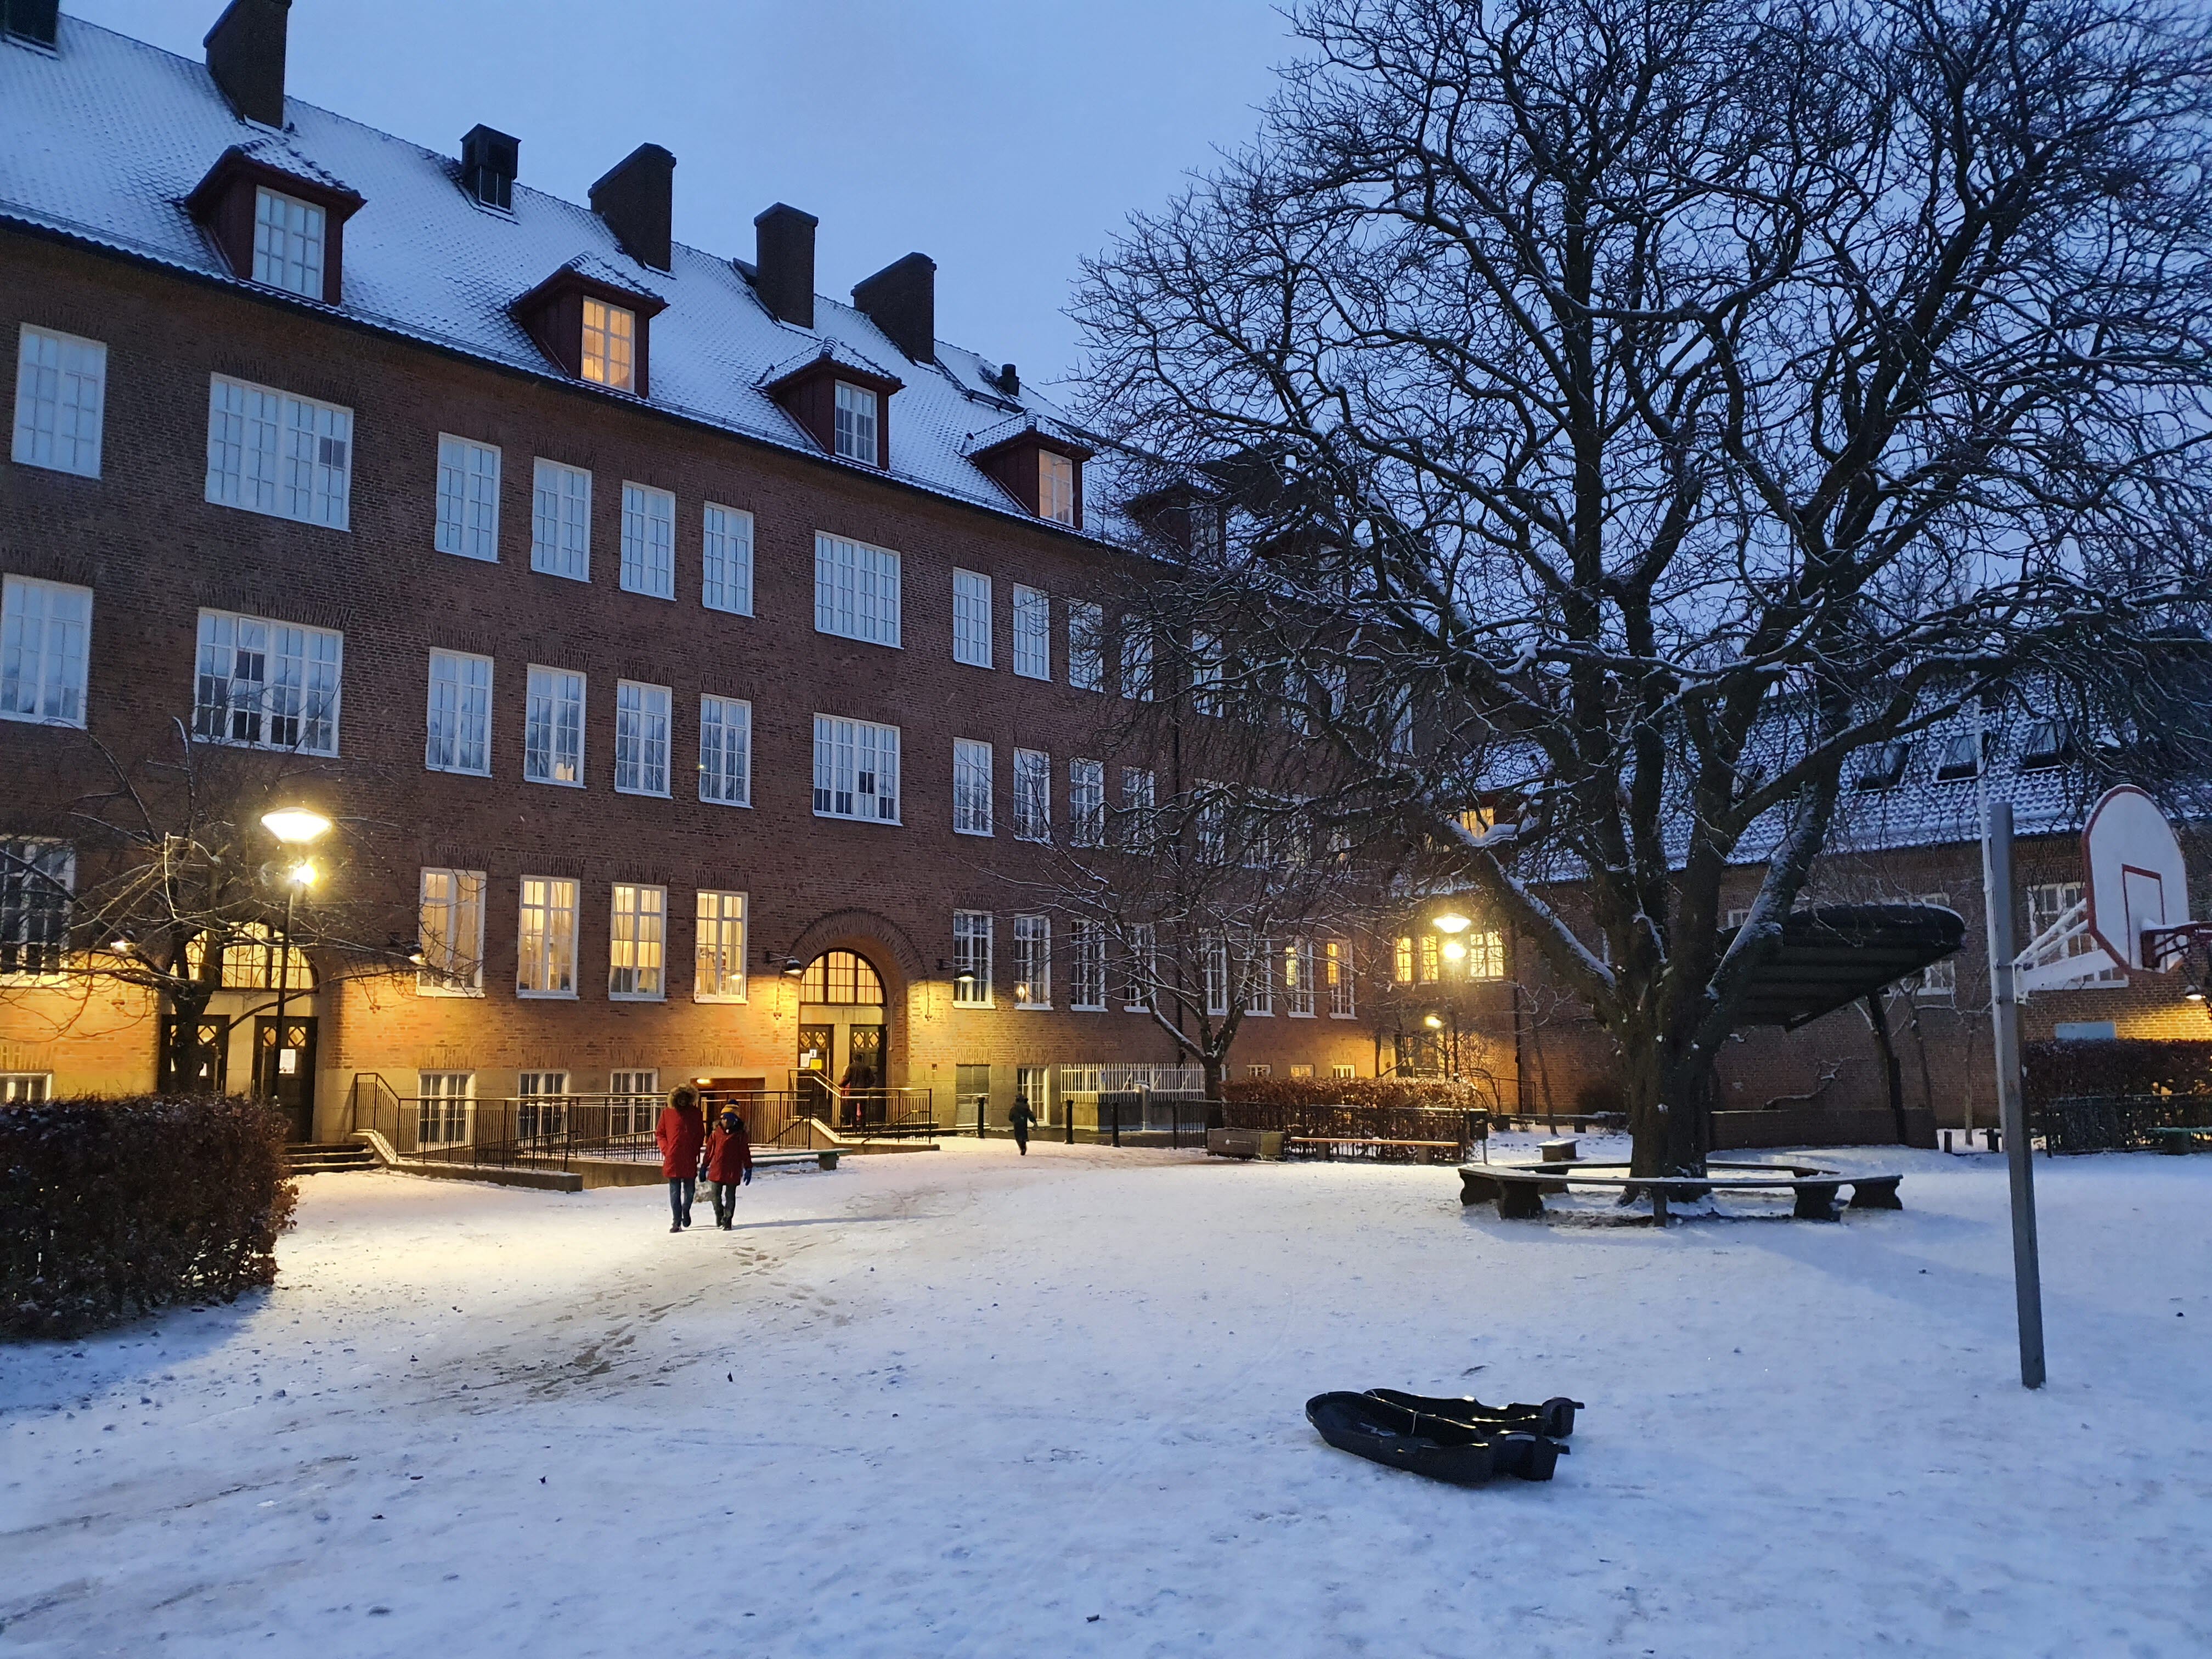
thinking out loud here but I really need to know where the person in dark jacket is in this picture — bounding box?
[703,1106,754,1229]
[1008,1094,1035,1155]
[656,1085,706,1232]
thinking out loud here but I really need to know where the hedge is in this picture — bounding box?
[1,1095,297,1339]
[2022,1039,2212,1103]
[1221,1075,1499,1120]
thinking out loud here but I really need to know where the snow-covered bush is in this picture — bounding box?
[0,1096,296,1338]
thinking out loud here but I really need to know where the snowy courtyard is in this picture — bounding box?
[3,1139,2209,1657]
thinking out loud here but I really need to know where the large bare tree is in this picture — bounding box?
[1076,0,2212,1175]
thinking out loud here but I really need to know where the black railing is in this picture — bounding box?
[787,1078,938,1138]
[346,1080,812,1171]
[1221,1100,1489,1163]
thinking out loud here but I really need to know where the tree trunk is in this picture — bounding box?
[1201,1052,1224,1103]
[1625,1032,1717,1179]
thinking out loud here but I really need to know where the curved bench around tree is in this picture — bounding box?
[1459,1160,1903,1222]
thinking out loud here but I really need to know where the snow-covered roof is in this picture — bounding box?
[0,16,1105,535]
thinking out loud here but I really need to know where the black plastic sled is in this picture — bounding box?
[1304,1392,1567,1485]
[1364,1389,1583,1440]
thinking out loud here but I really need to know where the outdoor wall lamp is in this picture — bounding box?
[782,958,804,976]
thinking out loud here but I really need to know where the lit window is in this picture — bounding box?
[1123,922,1155,1012]
[531,459,591,580]
[1008,585,1052,680]
[833,381,879,462]
[614,680,671,795]
[1419,934,1441,982]
[952,569,993,667]
[620,482,676,599]
[12,324,105,477]
[251,187,326,299]
[581,299,636,391]
[1070,921,1107,1011]
[1393,936,1415,984]
[516,877,579,996]
[800,951,884,1003]
[1284,939,1316,1017]
[193,609,341,754]
[813,714,900,822]
[1,575,91,727]
[1014,913,1051,1008]
[416,1073,474,1146]
[695,890,748,1002]
[1326,939,1356,1017]
[1069,758,1105,847]
[699,695,752,806]
[954,740,994,836]
[416,867,486,995]
[608,883,667,1000]
[1120,627,1153,700]
[1465,930,1506,981]
[814,532,902,646]
[434,435,500,562]
[1331,1063,1356,1081]
[0,839,72,978]
[424,649,492,776]
[1012,748,1050,841]
[1039,451,1075,524]
[1067,600,1104,691]
[1,1073,54,1102]
[523,665,585,786]
[1289,1064,1313,1081]
[953,910,993,1006]
[205,375,350,529]
[702,503,754,616]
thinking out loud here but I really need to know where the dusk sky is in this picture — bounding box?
[61,0,1298,397]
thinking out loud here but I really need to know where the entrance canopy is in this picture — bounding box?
[1722,904,1967,1030]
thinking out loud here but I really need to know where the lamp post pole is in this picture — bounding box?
[258,808,332,1130]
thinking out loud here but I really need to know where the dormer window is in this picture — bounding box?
[582,300,636,392]
[1040,452,1076,525]
[252,188,326,298]
[970,426,1092,529]
[2021,719,2072,770]
[834,382,879,462]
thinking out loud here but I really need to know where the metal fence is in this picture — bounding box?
[2035,1093,2212,1154]
[1220,1099,1488,1163]
[1048,1063,1212,1144]
[347,1077,822,1170]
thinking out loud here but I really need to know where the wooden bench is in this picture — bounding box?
[2150,1127,2212,1155]
[751,1149,842,1171]
[1459,1160,1903,1222]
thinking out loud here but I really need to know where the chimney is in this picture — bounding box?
[589,144,675,272]
[753,203,817,329]
[461,125,520,212]
[851,253,936,364]
[3,0,60,48]
[204,0,290,128]
[997,363,1020,397]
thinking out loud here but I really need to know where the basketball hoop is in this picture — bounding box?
[2081,786,2202,973]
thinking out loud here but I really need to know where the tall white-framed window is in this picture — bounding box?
[581,299,636,392]
[1012,748,1051,842]
[516,876,579,997]
[1120,627,1153,701]
[424,649,492,776]
[1068,600,1104,691]
[2028,881,2126,986]
[952,569,993,668]
[1119,766,1156,850]
[1,575,91,728]
[434,435,500,561]
[813,714,900,822]
[1039,452,1075,525]
[952,910,993,1007]
[1122,923,1156,1012]
[833,381,879,462]
[193,609,341,754]
[516,1071,571,1139]
[613,679,672,796]
[1,1073,54,1103]
[1012,584,1050,680]
[416,1073,474,1147]
[1014,913,1051,1008]
[1285,938,1316,1017]
[702,503,754,615]
[699,695,752,806]
[205,375,351,529]
[1326,939,1356,1017]
[1190,631,1224,716]
[1204,935,1230,1017]
[607,1070,660,1137]
[620,482,676,599]
[416,867,486,995]
[252,187,326,299]
[531,459,591,580]
[1914,893,1957,1000]
[1246,938,1274,1015]
[12,325,105,477]
[0,839,73,979]
[695,889,748,1003]
[1465,930,1507,981]
[523,665,585,786]
[814,533,902,646]
[608,882,667,1000]
[953,739,994,836]
[1069,758,1105,847]
[1195,785,1228,862]
[1070,920,1107,1011]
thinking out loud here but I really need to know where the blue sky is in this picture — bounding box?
[62,1,1296,393]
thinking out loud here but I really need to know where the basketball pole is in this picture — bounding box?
[1980,800,2047,1390]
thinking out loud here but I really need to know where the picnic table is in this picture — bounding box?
[1459,1159,1903,1222]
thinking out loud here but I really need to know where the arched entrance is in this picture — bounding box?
[795,949,888,1127]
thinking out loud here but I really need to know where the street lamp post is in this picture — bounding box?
[259,809,332,1113]
[1429,911,1472,1080]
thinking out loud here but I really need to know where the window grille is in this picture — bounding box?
[523,667,585,786]
[12,324,104,477]
[813,714,900,821]
[698,695,752,806]
[695,890,748,1002]
[425,650,492,775]
[516,1070,570,1139]
[800,951,883,1003]
[1203,935,1231,1018]
[1122,922,1155,1011]
[0,1073,53,1102]
[614,680,672,796]
[531,459,591,579]
[516,877,579,996]
[833,381,878,461]
[1012,584,1050,679]
[435,435,500,561]
[1039,451,1075,524]
[954,739,994,835]
[417,867,486,994]
[1070,921,1107,1010]
[1014,913,1051,1007]
[0,839,71,977]
[608,883,667,998]
[1013,748,1051,841]
[581,300,635,391]
[1285,938,1316,1016]
[702,504,754,614]
[252,187,325,298]
[953,911,993,1006]
[1067,600,1104,691]
[1326,939,1356,1017]
[620,483,676,598]
[1069,758,1104,847]
[814,532,902,646]
[416,1073,473,1147]
[205,375,351,529]
[952,569,993,667]
[193,609,342,754]
[1,575,91,727]
[1248,938,1274,1015]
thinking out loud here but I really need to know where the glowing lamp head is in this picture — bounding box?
[1442,940,1468,962]
[285,861,318,889]
[1432,912,1471,935]
[1424,1013,1444,1030]
[260,807,332,846]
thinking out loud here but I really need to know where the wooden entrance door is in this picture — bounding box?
[798,1023,835,1119]
[253,1015,318,1141]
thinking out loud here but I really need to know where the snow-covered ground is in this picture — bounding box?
[3,1137,2209,1658]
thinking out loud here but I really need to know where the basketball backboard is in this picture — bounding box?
[2083,786,2190,970]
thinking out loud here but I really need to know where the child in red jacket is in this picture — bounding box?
[703,1106,754,1229]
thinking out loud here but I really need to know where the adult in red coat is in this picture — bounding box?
[656,1086,706,1232]
[703,1107,754,1229]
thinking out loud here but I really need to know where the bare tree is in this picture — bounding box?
[1076,0,2212,1175]
[1,725,420,1093]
